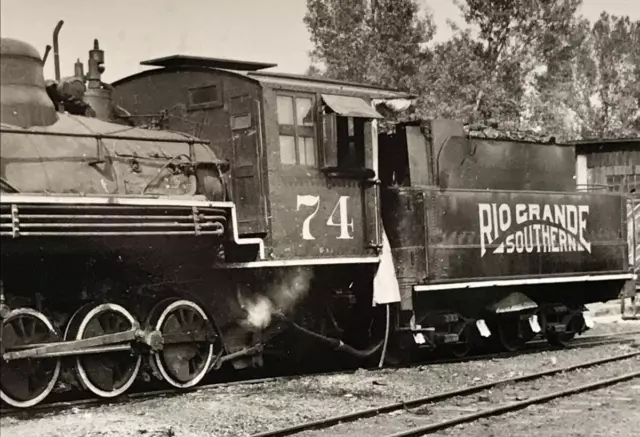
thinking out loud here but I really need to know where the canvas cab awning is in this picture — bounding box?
[321,94,383,119]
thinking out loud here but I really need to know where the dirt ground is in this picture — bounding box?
[438,379,640,437]
[1,318,639,437]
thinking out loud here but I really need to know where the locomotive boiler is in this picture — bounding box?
[0,21,635,410]
[0,28,267,408]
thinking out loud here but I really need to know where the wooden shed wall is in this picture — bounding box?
[583,147,640,192]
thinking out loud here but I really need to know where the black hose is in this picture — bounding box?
[275,313,383,359]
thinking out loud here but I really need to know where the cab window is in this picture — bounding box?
[276,94,317,166]
[320,94,382,175]
[336,116,366,168]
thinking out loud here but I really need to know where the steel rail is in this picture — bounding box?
[421,330,640,366]
[250,350,640,437]
[385,370,640,437]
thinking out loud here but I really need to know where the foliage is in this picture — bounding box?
[303,0,640,139]
[304,0,372,83]
[303,0,434,91]
[529,13,640,139]
[413,30,487,122]
[429,0,582,126]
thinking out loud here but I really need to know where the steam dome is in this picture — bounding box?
[0,37,57,128]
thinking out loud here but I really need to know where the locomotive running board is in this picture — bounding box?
[414,273,637,292]
[0,194,265,259]
[216,256,381,269]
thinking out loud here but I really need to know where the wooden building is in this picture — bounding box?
[571,138,640,193]
[570,138,639,294]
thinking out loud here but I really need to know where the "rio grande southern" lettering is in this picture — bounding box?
[478,203,591,257]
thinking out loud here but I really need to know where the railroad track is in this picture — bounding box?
[251,346,640,437]
[422,329,640,365]
[1,329,638,417]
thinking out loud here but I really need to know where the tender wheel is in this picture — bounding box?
[448,322,473,358]
[66,303,141,398]
[545,312,581,347]
[0,308,61,408]
[147,299,217,388]
[495,318,527,352]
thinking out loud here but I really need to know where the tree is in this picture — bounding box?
[424,0,584,126]
[413,31,488,122]
[303,0,640,139]
[530,13,640,139]
[303,0,434,91]
[304,64,324,78]
[304,0,372,83]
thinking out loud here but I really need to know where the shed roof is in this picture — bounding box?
[566,137,640,147]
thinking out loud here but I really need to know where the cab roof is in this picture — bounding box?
[128,54,416,100]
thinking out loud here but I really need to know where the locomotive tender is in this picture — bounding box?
[0,23,635,408]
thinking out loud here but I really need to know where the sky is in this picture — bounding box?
[1,0,639,83]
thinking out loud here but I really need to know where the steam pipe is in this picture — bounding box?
[274,313,384,359]
[213,344,263,370]
[42,45,52,65]
[378,304,390,368]
[53,20,64,81]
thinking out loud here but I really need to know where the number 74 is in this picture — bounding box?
[296,195,354,240]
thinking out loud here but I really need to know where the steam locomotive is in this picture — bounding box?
[0,22,634,408]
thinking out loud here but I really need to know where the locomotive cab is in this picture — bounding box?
[112,60,416,263]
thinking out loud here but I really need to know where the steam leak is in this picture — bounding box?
[240,267,314,331]
[245,295,273,330]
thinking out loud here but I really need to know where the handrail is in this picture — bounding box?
[0,127,210,145]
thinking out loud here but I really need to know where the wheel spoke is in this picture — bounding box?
[177,308,186,326]
[13,318,23,339]
[28,318,37,338]
[187,309,196,325]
